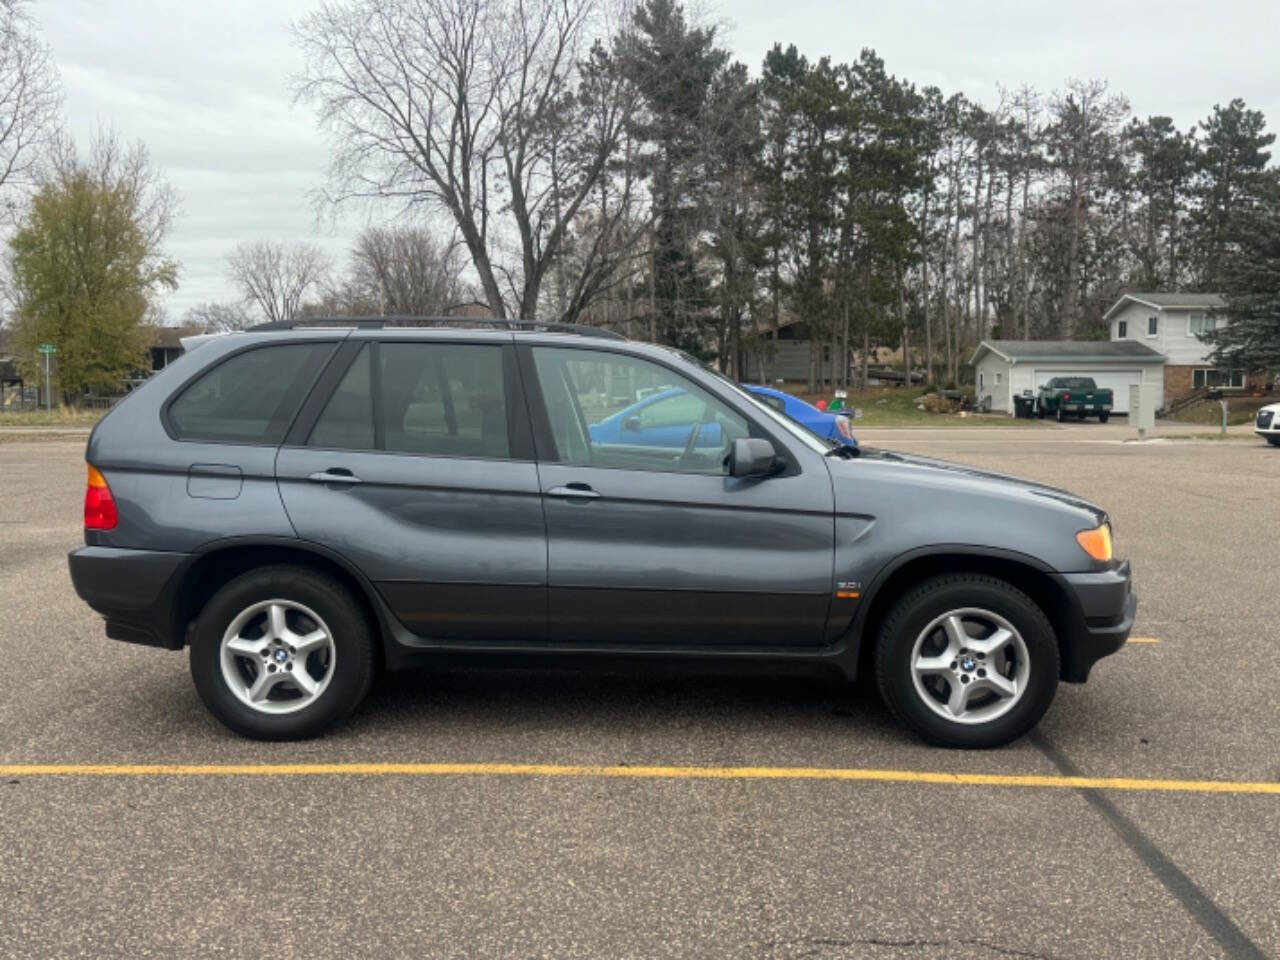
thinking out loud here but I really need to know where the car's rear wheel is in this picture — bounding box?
[1099,412,1110,423]
[874,574,1060,748]
[190,565,375,740]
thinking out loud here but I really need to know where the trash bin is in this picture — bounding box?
[1013,394,1036,419]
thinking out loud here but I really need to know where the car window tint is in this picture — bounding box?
[309,342,509,459]
[638,391,706,428]
[530,346,749,475]
[381,343,508,457]
[169,342,331,444]
[309,345,375,450]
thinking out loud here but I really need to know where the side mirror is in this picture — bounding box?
[729,438,777,478]
[623,415,642,432]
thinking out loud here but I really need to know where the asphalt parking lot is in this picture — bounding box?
[1,427,1277,959]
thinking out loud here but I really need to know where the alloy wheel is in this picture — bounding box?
[219,599,336,715]
[909,607,1031,724]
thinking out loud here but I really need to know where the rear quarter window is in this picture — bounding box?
[167,342,334,444]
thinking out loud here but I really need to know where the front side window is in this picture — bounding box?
[1147,315,1159,337]
[169,342,332,444]
[531,346,750,474]
[309,342,509,458]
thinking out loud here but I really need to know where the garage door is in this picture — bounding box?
[1033,369,1144,413]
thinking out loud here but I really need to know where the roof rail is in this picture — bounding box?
[246,316,627,341]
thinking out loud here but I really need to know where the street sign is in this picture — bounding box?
[37,343,56,354]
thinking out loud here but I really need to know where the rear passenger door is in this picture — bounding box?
[275,337,547,642]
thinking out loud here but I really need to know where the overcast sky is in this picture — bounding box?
[43,0,1280,323]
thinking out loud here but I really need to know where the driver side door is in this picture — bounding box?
[521,344,835,648]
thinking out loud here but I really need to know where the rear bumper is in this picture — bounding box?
[68,546,189,649]
[1052,559,1136,682]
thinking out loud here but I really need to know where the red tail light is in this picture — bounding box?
[85,464,118,531]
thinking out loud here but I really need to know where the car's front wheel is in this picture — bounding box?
[190,565,376,740]
[874,575,1060,748]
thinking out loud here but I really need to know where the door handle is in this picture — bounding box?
[308,469,362,485]
[547,483,600,499]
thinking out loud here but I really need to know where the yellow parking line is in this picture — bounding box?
[0,762,1275,795]
[1128,637,1161,644]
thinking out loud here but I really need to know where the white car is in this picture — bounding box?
[1256,402,1280,446]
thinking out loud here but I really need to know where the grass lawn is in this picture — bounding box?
[1165,396,1272,427]
[781,386,1034,428]
[0,407,105,427]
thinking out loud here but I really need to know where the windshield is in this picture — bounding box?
[666,350,835,456]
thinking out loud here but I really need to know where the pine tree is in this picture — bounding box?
[1124,116,1196,288]
[616,0,727,354]
[1192,99,1275,289]
[1202,175,1280,375]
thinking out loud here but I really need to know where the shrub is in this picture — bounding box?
[921,393,960,415]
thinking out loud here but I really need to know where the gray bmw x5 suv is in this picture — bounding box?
[69,319,1136,747]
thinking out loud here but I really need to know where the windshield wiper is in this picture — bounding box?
[824,444,859,459]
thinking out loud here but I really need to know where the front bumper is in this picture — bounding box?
[1052,559,1136,682]
[68,546,189,649]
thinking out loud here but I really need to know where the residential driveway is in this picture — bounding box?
[1,435,1277,959]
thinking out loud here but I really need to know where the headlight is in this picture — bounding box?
[1075,523,1113,563]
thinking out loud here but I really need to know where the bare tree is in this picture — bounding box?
[0,0,60,212]
[295,0,640,322]
[1045,80,1129,337]
[183,301,254,332]
[349,225,467,315]
[227,240,332,324]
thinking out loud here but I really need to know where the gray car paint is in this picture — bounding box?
[71,326,1131,678]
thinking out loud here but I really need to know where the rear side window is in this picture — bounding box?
[308,346,374,450]
[168,343,332,444]
[308,342,509,459]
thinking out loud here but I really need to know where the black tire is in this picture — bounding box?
[1268,436,1280,446]
[1099,412,1110,423]
[190,565,376,740]
[874,574,1060,749]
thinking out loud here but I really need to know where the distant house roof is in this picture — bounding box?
[972,339,1166,366]
[1103,292,1225,321]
